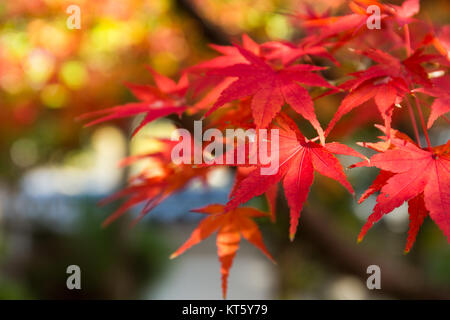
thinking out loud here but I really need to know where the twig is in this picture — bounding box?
[405,97,422,147]
[413,93,433,151]
[174,0,230,45]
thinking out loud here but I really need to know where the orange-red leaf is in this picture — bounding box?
[170,204,274,299]
[227,115,363,240]
[355,134,450,247]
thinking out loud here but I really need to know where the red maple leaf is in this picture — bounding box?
[230,166,278,222]
[226,115,364,240]
[260,38,339,66]
[432,25,450,62]
[206,45,334,143]
[352,131,450,251]
[187,35,261,113]
[384,0,420,27]
[78,68,188,136]
[415,75,450,128]
[297,0,388,51]
[204,98,254,131]
[170,204,274,299]
[189,34,260,72]
[100,139,210,227]
[325,48,436,136]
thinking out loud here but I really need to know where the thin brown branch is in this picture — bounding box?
[290,204,450,299]
[174,0,230,45]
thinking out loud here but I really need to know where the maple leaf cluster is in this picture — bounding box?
[80,0,449,298]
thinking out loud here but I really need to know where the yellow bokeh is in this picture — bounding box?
[41,83,68,108]
[60,60,88,89]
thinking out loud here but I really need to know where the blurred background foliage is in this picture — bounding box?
[0,0,449,299]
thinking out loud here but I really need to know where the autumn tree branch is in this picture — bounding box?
[173,0,450,299]
[296,207,450,299]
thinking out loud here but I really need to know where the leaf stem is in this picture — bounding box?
[405,97,421,147]
[443,115,450,125]
[413,93,432,151]
[403,25,431,150]
[404,24,411,57]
